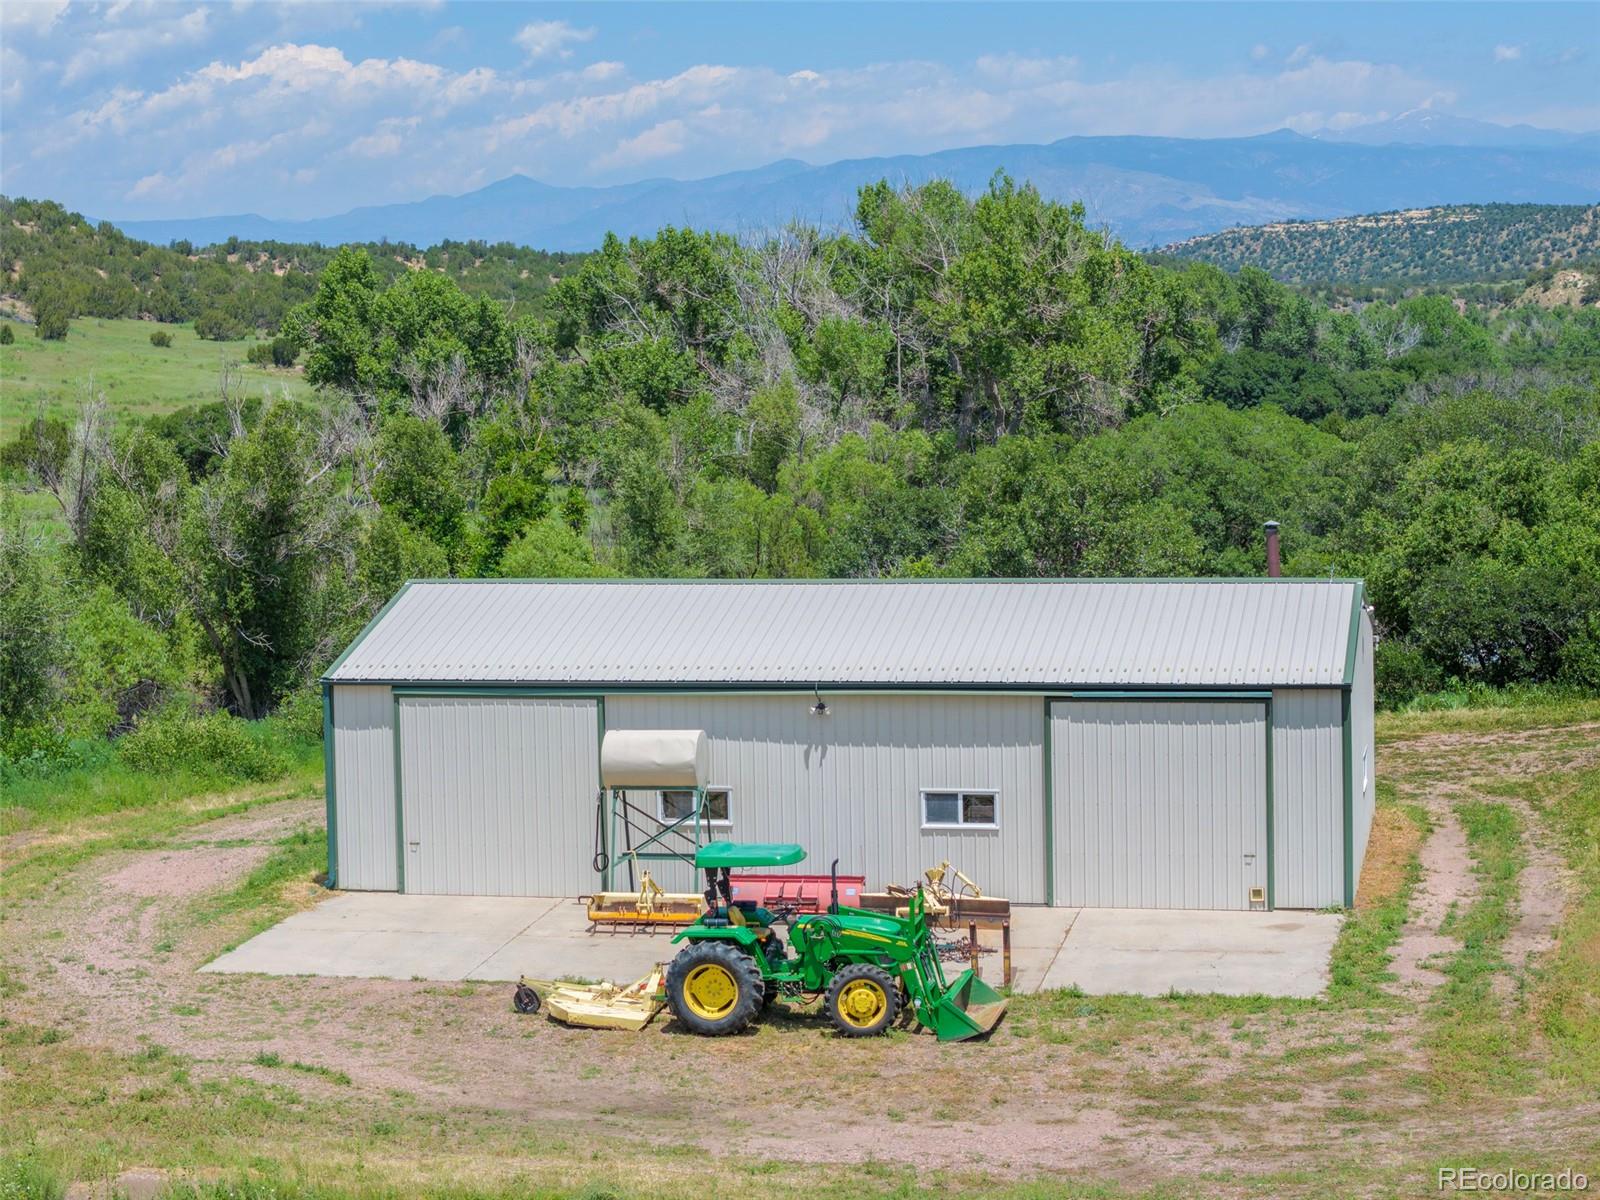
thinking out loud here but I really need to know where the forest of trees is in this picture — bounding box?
[1161,203,1600,290]
[0,196,586,341]
[3,176,1599,778]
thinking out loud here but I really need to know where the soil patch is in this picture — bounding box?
[102,845,272,900]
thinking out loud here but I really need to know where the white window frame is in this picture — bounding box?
[659,786,733,827]
[919,787,1000,831]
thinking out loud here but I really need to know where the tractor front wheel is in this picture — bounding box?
[824,963,901,1037]
[665,942,764,1036]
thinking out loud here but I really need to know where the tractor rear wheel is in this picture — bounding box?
[665,942,764,1036]
[824,963,901,1037]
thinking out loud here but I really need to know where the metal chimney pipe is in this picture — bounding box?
[1264,521,1282,578]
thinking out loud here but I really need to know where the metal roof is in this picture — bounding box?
[326,578,1363,689]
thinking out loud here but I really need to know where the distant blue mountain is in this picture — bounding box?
[105,129,1600,252]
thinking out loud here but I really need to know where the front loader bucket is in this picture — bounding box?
[925,968,1008,1042]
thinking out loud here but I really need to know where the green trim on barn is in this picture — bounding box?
[1342,688,1355,908]
[321,581,415,683]
[1264,696,1276,912]
[392,692,406,895]
[322,682,337,889]
[1041,698,1055,907]
[1344,581,1367,687]
[360,681,1335,695]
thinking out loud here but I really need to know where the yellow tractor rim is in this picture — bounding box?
[683,963,740,1020]
[837,979,888,1028]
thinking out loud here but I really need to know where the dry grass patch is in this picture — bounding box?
[1357,802,1426,913]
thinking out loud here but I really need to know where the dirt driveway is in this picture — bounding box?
[3,719,1598,1198]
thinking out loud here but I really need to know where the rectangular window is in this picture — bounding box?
[661,788,731,826]
[920,789,999,829]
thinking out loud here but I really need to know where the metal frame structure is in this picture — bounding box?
[600,783,712,893]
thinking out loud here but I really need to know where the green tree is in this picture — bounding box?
[0,507,63,744]
[746,378,802,493]
[183,404,358,716]
[286,247,382,394]
[371,415,466,557]
[498,515,612,578]
[33,291,70,340]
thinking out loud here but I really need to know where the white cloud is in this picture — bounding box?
[593,118,687,171]
[128,170,172,199]
[348,116,421,158]
[514,19,594,61]
[975,53,1079,86]
[1286,44,1313,66]
[61,5,210,86]
[1250,44,1270,62]
[582,61,626,82]
[0,0,68,34]
[1493,44,1523,63]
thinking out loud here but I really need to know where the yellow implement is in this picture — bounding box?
[586,870,703,927]
[519,968,667,1031]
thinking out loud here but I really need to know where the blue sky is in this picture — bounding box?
[2,1,1596,220]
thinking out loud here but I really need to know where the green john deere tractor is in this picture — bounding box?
[664,842,1007,1042]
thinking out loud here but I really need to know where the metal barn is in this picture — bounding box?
[322,578,1376,910]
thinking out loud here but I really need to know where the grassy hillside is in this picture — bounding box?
[1159,203,1600,286]
[1,195,586,338]
[0,315,311,424]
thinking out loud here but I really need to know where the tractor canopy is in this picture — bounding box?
[693,842,806,869]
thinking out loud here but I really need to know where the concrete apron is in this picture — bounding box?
[202,893,1342,999]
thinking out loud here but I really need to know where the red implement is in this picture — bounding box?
[728,873,866,912]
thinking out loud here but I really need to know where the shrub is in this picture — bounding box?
[499,514,612,578]
[0,417,70,478]
[1374,638,1444,709]
[150,329,173,348]
[272,686,325,743]
[194,309,246,341]
[34,299,69,341]
[117,711,288,782]
[0,323,14,344]
[244,337,296,367]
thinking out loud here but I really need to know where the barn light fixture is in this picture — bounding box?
[811,685,829,717]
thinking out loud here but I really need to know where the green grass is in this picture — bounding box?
[1327,787,1428,1006]
[0,735,324,904]
[0,316,312,426]
[2,717,321,829]
[1531,763,1600,1087]
[1379,688,1600,739]
[193,826,328,954]
[1425,799,1530,1098]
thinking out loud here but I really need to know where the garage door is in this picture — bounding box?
[397,696,599,896]
[1050,699,1268,910]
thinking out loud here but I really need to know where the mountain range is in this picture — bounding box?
[105,126,1600,253]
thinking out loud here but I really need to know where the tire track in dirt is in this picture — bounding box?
[1379,722,1597,1003]
[1387,795,1474,1000]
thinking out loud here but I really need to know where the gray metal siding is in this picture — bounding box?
[1351,610,1377,892]
[1271,689,1344,908]
[605,693,1047,902]
[330,684,396,891]
[397,697,599,896]
[329,579,1358,689]
[1050,699,1268,910]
